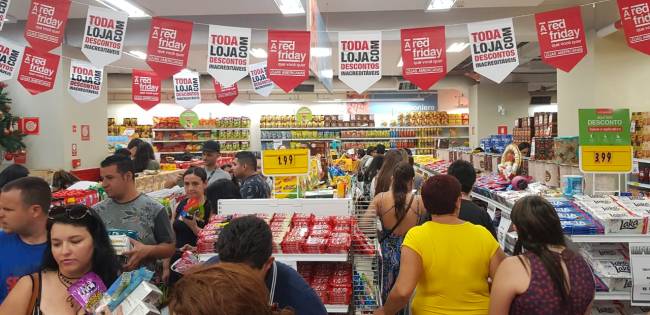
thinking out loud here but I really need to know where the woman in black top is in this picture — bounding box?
[166,167,209,285]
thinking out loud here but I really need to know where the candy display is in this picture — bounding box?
[153,116,251,129]
[632,112,650,159]
[574,195,648,235]
[298,262,353,305]
[260,114,363,128]
[262,130,340,140]
[153,130,250,141]
[392,112,468,127]
[51,189,101,207]
[107,118,153,138]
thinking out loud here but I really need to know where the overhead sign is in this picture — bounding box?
[267,30,311,93]
[131,69,161,111]
[262,149,310,176]
[213,79,238,105]
[173,70,201,109]
[17,46,60,95]
[579,108,633,173]
[207,25,250,87]
[68,60,103,103]
[400,26,447,90]
[249,61,274,97]
[82,5,128,67]
[24,0,71,52]
[338,31,382,94]
[0,0,12,32]
[617,0,650,55]
[468,18,519,83]
[146,17,193,79]
[0,38,23,82]
[535,6,587,72]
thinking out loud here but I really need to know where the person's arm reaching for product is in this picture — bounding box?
[489,257,526,315]
[124,239,175,271]
[374,247,422,315]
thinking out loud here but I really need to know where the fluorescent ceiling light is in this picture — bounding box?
[447,42,469,53]
[273,0,305,15]
[250,48,268,58]
[427,0,456,11]
[125,50,147,60]
[96,0,150,18]
[397,57,403,68]
[311,47,332,57]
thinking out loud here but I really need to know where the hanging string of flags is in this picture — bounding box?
[0,0,648,110]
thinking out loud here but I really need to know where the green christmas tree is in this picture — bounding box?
[0,83,26,153]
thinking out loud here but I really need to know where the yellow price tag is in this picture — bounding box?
[579,146,633,173]
[262,149,310,176]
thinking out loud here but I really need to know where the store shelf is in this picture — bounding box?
[324,305,349,313]
[628,181,650,190]
[156,151,239,154]
[262,136,468,142]
[260,125,469,131]
[635,158,650,164]
[153,139,249,143]
[594,291,630,301]
[470,192,512,214]
[260,138,337,141]
[274,253,348,262]
[570,234,650,243]
[153,128,249,131]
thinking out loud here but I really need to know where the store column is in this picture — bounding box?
[6,56,108,171]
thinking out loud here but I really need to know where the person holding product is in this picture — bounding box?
[0,204,120,315]
[489,196,595,315]
[232,151,270,199]
[207,216,327,315]
[447,160,497,238]
[376,175,506,315]
[365,162,426,314]
[165,167,210,285]
[372,150,405,197]
[94,155,175,271]
[132,142,160,173]
[0,177,51,303]
[170,263,294,315]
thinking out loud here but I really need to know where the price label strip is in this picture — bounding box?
[579,145,633,173]
[262,149,310,176]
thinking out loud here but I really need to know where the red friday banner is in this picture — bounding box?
[617,0,650,55]
[267,30,310,93]
[146,17,193,79]
[400,26,447,90]
[213,79,238,105]
[17,46,60,95]
[24,0,71,52]
[535,6,587,72]
[132,69,161,111]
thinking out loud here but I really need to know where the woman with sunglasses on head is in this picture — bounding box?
[0,204,120,315]
[164,167,210,286]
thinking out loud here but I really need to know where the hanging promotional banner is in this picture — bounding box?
[146,17,193,79]
[17,46,60,95]
[213,79,238,105]
[338,31,381,94]
[207,25,250,87]
[249,61,274,97]
[0,38,23,82]
[132,69,161,111]
[81,6,128,67]
[468,18,519,83]
[267,30,310,93]
[68,60,103,103]
[24,0,71,53]
[0,0,11,32]
[617,0,650,55]
[400,26,447,90]
[535,6,587,72]
[173,70,201,109]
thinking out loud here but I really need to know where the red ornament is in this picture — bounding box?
[4,152,13,161]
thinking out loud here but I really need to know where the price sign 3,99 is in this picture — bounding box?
[593,152,612,164]
[579,146,633,173]
[262,149,310,176]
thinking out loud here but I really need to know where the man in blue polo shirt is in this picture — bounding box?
[207,216,327,315]
[0,177,51,302]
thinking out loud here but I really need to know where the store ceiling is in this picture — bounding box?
[3,0,622,90]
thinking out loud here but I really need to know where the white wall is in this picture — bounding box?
[474,81,531,141]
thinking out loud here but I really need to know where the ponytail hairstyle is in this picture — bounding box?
[391,162,415,222]
[511,195,570,305]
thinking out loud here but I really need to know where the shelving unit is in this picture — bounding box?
[260,125,470,131]
[324,305,349,313]
[628,181,650,190]
[152,139,248,143]
[595,291,631,301]
[152,128,249,131]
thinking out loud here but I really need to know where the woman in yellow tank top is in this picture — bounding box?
[375,175,506,315]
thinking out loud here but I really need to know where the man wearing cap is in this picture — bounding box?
[165,140,231,188]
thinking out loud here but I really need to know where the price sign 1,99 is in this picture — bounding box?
[579,145,633,173]
[262,149,310,176]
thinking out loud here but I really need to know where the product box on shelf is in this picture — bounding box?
[574,196,648,235]
[632,112,650,159]
[553,137,579,165]
[298,262,353,306]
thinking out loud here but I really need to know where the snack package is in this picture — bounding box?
[106,268,154,311]
[68,272,107,312]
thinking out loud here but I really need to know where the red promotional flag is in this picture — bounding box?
[535,7,587,72]
[400,27,447,90]
[17,46,59,95]
[146,17,193,79]
[213,79,238,105]
[24,0,71,53]
[267,30,310,93]
[617,0,650,55]
[132,69,161,111]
